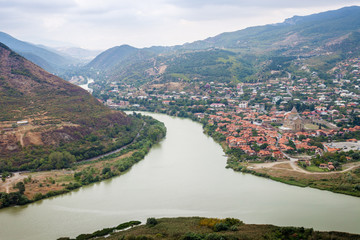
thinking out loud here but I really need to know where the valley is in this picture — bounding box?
[1,4,360,240]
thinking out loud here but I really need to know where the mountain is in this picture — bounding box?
[86,6,360,88]
[54,46,102,62]
[86,44,156,71]
[0,43,141,171]
[181,6,360,52]
[0,32,77,73]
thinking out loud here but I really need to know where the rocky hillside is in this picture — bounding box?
[0,43,141,172]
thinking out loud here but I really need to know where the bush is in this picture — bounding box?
[33,193,43,201]
[213,222,229,232]
[182,232,203,240]
[116,221,141,230]
[199,218,222,228]
[229,225,238,231]
[146,217,158,226]
[223,218,243,227]
[205,233,226,240]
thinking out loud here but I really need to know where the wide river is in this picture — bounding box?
[0,113,359,240]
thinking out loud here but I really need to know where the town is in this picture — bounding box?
[87,56,360,175]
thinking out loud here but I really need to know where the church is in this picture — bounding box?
[280,107,304,132]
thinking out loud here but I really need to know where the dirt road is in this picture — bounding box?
[250,161,360,175]
[1,172,27,193]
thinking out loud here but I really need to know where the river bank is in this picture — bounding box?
[0,114,166,209]
[59,217,360,240]
[203,118,360,198]
[125,108,360,197]
[0,113,359,240]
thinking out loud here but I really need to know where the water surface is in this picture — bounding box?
[0,113,359,240]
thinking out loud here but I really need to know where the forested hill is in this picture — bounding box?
[83,6,360,89]
[180,6,360,52]
[0,42,141,171]
[86,44,158,72]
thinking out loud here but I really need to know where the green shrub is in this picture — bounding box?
[205,233,226,240]
[33,193,43,201]
[182,232,203,240]
[146,218,158,226]
[213,222,229,232]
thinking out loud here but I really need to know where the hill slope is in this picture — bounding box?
[0,32,76,73]
[181,6,360,52]
[85,6,360,89]
[86,44,156,71]
[0,43,141,171]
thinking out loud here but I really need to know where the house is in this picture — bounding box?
[239,101,249,109]
[319,163,327,168]
[272,151,283,159]
[258,150,271,157]
[210,103,226,108]
[16,120,28,126]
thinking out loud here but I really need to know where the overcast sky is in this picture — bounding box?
[0,0,359,50]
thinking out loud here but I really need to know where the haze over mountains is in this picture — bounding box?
[77,6,360,88]
[1,6,360,86]
[0,32,101,75]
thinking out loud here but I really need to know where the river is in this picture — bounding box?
[0,113,359,240]
[79,78,94,93]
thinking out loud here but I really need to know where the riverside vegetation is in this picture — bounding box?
[0,42,166,208]
[116,105,360,197]
[0,113,166,208]
[58,217,360,240]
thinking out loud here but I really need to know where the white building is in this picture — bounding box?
[239,101,248,109]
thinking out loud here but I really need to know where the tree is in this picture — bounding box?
[260,143,269,150]
[48,151,76,169]
[1,171,10,182]
[252,129,258,136]
[298,135,306,141]
[15,182,25,194]
[288,140,296,150]
[146,218,158,226]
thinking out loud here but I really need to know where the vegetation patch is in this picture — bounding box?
[58,217,360,240]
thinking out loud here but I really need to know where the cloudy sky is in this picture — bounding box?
[0,0,359,50]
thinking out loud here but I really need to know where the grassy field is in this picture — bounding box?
[305,165,329,172]
[304,124,319,130]
[59,217,360,240]
[227,158,360,197]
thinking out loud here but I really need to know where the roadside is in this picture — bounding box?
[1,172,27,193]
[249,160,360,175]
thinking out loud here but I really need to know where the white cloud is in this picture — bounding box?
[0,0,359,49]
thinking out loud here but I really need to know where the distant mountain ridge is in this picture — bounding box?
[0,32,79,73]
[54,46,102,62]
[180,6,360,51]
[83,6,360,87]
[86,44,157,71]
